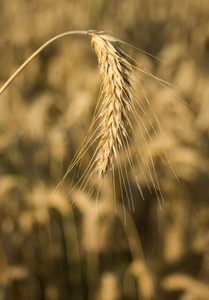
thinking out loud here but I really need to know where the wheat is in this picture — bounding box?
[0,30,176,208]
[91,34,133,177]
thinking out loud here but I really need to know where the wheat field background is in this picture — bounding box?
[0,1,209,300]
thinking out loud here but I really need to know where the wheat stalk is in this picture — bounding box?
[0,30,177,207]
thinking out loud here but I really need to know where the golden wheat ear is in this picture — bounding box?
[54,32,161,208]
[90,33,133,177]
[85,33,180,208]
[0,30,177,207]
[49,32,136,198]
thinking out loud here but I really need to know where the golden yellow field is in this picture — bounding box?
[0,1,209,299]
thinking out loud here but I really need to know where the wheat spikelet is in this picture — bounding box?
[91,34,133,177]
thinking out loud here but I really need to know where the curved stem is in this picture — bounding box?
[0,29,98,95]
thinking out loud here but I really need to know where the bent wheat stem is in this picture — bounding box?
[0,30,100,95]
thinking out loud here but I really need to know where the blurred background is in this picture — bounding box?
[0,0,209,299]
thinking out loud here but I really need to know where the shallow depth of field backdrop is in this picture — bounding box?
[0,1,209,300]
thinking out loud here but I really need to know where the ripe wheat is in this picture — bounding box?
[0,30,177,208]
[91,34,133,176]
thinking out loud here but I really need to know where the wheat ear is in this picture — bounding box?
[0,30,173,204]
[91,34,133,177]
[0,30,134,192]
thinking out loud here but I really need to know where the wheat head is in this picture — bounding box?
[91,34,133,177]
[0,30,176,206]
[54,32,171,207]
